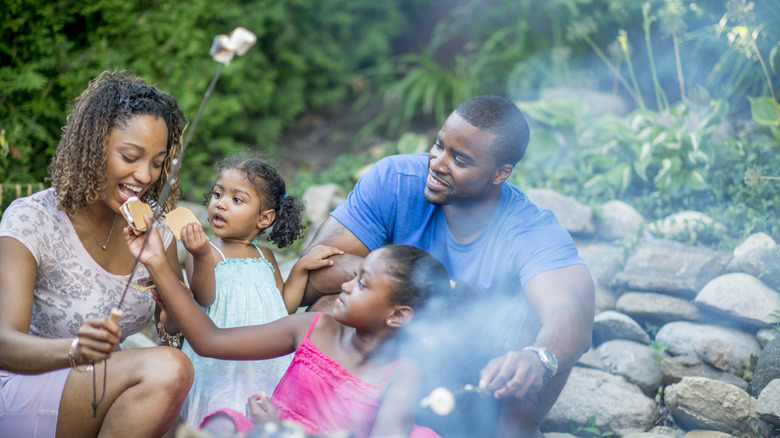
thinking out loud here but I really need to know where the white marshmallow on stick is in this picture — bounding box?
[209,26,257,65]
[419,387,456,416]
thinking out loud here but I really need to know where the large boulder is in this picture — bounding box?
[544,367,659,436]
[612,240,730,299]
[663,377,754,435]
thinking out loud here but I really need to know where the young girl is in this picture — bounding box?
[170,153,342,427]
[126,219,444,438]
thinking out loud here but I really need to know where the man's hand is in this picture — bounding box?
[478,349,545,399]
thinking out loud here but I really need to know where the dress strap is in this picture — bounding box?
[250,242,266,260]
[304,312,322,341]
[209,241,225,262]
[379,358,404,387]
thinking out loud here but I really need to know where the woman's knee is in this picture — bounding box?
[136,347,194,396]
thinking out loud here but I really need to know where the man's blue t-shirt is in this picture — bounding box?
[331,153,583,298]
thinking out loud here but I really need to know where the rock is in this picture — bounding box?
[695,273,780,329]
[623,434,673,438]
[596,200,646,241]
[683,431,737,438]
[597,339,663,396]
[576,347,606,370]
[755,379,780,425]
[595,283,617,314]
[655,321,761,374]
[300,183,346,248]
[725,246,780,290]
[578,242,627,287]
[752,337,780,396]
[593,310,651,346]
[525,188,594,235]
[693,338,732,371]
[733,232,776,258]
[544,367,659,436]
[647,211,726,242]
[616,292,701,327]
[664,376,754,435]
[660,355,748,391]
[612,240,730,299]
[757,329,778,347]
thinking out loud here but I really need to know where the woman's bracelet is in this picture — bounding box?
[156,321,183,348]
[68,338,90,372]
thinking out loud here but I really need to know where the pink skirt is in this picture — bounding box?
[0,368,70,438]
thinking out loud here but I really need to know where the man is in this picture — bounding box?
[300,95,594,437]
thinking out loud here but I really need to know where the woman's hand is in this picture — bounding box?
[74,317,121,365]
[246,392,279,425]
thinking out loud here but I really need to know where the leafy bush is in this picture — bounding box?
[1,0,416,214]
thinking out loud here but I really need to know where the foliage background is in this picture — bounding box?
[2,0,779,250]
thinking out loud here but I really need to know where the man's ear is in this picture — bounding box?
[386,306,414,328]
[492,164,513,185]
[257,208,276,231]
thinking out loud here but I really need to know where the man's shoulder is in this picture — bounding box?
[374,153,427,176]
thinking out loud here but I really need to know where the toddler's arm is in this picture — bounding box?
[282,245,343,314]
[180,222,217,306]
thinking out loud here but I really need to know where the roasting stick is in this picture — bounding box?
[84,27,257,417]
[420,384,490,416]
[110,27,258,324]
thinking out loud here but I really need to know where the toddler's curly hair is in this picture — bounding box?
[205,151,305,248]
[48,69,187,214]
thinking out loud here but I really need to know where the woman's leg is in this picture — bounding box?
[56,346,193,438]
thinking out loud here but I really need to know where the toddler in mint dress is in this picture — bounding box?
[173,154,341,427]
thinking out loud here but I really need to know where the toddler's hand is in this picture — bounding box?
[179,222,210,259]
[297,245,344,272]
[246,392,279,425]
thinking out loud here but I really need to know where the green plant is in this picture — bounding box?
[649,340,670,362]
[568,415,616,438]
[770,310,780,334]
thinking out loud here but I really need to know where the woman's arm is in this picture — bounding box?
[0,237,119,373]
[125,224,310,361]
[370,359,423,438]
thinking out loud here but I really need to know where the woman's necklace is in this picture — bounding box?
[83,209,119,250]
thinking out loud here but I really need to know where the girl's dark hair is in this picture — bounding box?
[49,70,187,214]
[204,151,304,248]
[379,245,452,309]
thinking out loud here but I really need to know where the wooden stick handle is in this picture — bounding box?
[110,308,123,324]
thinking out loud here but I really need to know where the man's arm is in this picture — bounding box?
[479,264,595,409]
[300,216,371,306]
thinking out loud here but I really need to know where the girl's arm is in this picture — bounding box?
[282,245,344,314]
[124,223,311,360]
[370,359,423,438]
[180,222,217,306]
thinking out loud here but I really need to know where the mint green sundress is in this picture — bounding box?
[181,242,293,427]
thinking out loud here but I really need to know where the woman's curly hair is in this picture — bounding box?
[48,69,187,215]
[203,151,305,248]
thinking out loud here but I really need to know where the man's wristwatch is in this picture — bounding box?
[523,346,558,379]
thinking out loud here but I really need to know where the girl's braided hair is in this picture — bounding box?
[204,151,305,248]
[49,69,187,215]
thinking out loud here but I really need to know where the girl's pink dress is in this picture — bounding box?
[270,312,439,438]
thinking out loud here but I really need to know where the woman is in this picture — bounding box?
[0,70,194,437]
